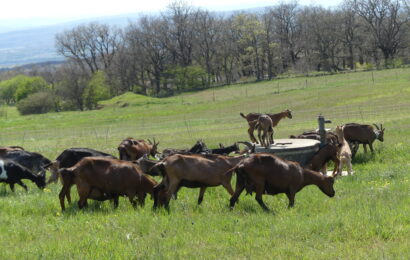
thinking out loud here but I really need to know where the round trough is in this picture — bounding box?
[254,138,320,167]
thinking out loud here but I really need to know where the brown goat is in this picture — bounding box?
[229,153,335,211]
[254,115,274,148]
[59,157,157,210]
[152,154,245,210]
[342,123,385,156]
[118,137,159,161]
[240,109,292,143]
[306,143,340,175]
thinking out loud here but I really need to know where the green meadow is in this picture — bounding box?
[0,68,409,259]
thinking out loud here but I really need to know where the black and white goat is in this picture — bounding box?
[0,159,46,192]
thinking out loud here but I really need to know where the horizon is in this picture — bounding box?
[1,0,341,28]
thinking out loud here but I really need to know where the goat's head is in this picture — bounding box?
[35,171,46,190]
[373,124,385,142]
[285,109,293,119]
[149,138,160,157]
[321,176,335,197]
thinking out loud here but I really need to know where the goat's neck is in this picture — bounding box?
[301,169,326,189]
[21,168,38,182]
[226,155,245,166]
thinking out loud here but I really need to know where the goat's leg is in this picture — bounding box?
[347,158,353,175]
[369,142,374,153]
[77,185,91,209]
[229,177,245,209]
[197,187,207,205]
[137,191,146,207]
[363,144,368,153]
[113,195,120,209]
[248,125,257,143]
[257,128,263,145]
[331,159,339,177]
[164,179,180,211]
[66,185,73,204]
[9,183,15,192]
[337,158,344,176]
[286,191,296,208]
[255,183,269,211]
[59,184,71,211]
[17,180,28,191]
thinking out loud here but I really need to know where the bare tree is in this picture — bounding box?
[55,23,121,74]
[351,0,410,66]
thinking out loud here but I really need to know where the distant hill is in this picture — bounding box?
[0,13,146,68]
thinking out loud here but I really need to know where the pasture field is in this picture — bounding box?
[0,68,410,259]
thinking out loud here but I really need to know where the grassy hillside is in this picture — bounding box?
[0,68,409,258]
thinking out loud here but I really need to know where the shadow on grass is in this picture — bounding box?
[61,200,118,216]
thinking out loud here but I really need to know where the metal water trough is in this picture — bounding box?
[254,139,320,166]
[254,115,332,166]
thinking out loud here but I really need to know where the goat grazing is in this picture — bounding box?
[0,159,46,192]
[342,123,385,156]
[228,153,335,211]
[118,137,159,161]
[59,157,157,210]
[335,125,353,176]
[306,142,340,175]
[240,109,292,143]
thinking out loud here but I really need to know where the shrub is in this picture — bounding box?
[83,71,111,110]
[163,66,208,92]
[17,91,56,115]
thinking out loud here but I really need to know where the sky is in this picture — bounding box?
[1,0,342,20]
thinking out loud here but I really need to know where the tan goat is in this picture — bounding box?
[335,125,353,176]
[254,115,274,148]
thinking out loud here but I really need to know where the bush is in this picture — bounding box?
[83,71,111,110]
[17,91,56,115]
[163,66,208,92]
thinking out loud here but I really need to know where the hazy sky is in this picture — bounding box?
[1,0,341,20]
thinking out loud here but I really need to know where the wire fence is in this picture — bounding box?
[1,101,409,157]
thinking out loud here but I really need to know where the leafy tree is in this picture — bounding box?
[0,75,50,104]
[83,71,111,110]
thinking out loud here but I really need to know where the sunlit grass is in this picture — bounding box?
[0,68,409,258]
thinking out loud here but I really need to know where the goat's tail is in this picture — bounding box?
[240,112,247,119]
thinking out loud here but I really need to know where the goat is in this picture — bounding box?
[118,137,159,161]
[59,157,157,210]
[45,148,117,209]
[306,142,340,175]
[228,153,335,211]
[335,125,353,176]
[254,115,274,148]
[342,123,385,157]
[0,159,46,192]
[240,109,292,143]
[160,139,209,159]
[209,142,240,155]
[152,153,245,210]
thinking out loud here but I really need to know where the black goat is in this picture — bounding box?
[209,143,240,155]
[0,159,46,191]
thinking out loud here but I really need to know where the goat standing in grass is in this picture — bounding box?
[335,125,353,176]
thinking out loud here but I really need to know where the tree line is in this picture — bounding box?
[1,0,410,114]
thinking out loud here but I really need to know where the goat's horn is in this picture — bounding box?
[148,139,152,144]
[373,124,380,130]
[237,141,254,149]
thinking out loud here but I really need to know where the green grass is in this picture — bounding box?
[1,68,410,259]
